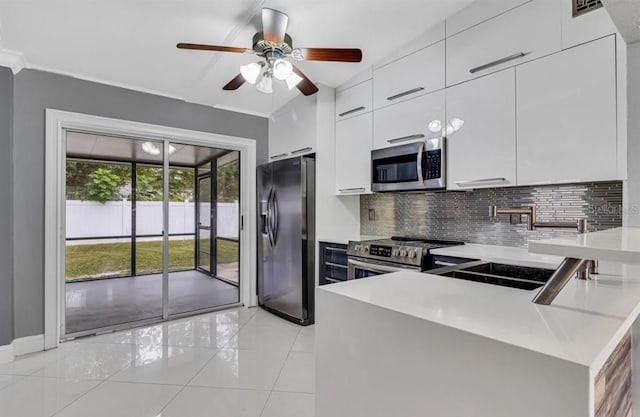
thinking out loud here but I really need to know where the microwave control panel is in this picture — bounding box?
[426,150,442,180]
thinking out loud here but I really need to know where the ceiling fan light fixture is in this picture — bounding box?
[240,62,263,84]
[256,73,273,94]
[272,59,293,80]
[142,141,161,156]
[285,72,303,90]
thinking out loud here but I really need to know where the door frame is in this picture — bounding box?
[44,109,258,349]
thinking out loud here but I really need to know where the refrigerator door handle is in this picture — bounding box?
[266,189,275,248]
[269,189,279,246]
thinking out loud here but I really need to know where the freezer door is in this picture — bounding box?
[258,158,306,321]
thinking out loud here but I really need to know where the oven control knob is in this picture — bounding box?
[392,249,399,257]
[408,250,417,259]
[354,244,361,252]
[363,245,370,253]
[400,249,407,257]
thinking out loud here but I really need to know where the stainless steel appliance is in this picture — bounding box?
[257,156,315,325]
[371,137,446,192]
[347,237,463,279]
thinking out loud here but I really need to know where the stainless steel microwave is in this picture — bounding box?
[371,138,446,192]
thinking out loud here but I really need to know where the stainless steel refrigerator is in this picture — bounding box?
[257,156,315,325]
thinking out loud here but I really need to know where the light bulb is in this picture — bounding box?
[240,62,262,84]
[256,73,273,94]
[272,59,293,81]
[141,142,161,156]
[428,120,442,133]
[285,72,303,90]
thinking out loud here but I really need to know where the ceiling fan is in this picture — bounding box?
[177,8,363,96]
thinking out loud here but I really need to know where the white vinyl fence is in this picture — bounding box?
[66,200,239,239]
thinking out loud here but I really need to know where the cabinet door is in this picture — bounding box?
[373,41,445,110]
[446,68,517,190]
[335,113,373,195]
[268,95,317,160]
[373,90,445,150]
[516,36,618,185]
[561,1,616,49]
[446,0,530,37]
[446,0,560,86]
[336,80,372,121]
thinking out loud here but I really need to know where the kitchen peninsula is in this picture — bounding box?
[316,239,640,417]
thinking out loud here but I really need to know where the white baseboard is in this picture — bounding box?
[0,344,14,364]
[12,334,45,356]
[0,334,45,364]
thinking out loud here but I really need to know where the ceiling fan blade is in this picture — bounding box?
[296,48,362,62]
[177,43,252,54]
[262,8,289,44]
[292,65,319,96]
[222,74,246,91]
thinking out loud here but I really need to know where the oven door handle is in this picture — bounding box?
[348,259,407,274]
[416,141,425,184]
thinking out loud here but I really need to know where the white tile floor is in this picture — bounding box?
[0,307,315,417]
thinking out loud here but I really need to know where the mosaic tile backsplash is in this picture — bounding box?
[360,181,623,248]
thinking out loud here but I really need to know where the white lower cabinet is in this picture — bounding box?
[446,68,517,190]
[373,90,445,150]
[335,112,373,195]
[516,36,618,185]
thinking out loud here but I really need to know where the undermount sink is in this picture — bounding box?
[430,262,555,291]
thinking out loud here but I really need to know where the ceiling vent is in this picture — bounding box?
[572,0,604,17]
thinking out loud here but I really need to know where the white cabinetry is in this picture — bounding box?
[561,1,616,49]
[269,94,317,160]
[335,113,373,195]
[335,80,372,121]
[516,36,618,185]
[373,90,445,150]
[446,0,560,86]
[445,0,530,37]
[446,68,516,190]
[373,41,445,109]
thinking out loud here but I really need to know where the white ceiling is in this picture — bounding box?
[0,0,474,116]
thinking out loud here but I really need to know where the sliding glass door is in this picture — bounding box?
[63,133,241,337]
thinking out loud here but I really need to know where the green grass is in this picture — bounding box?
[65,239,239,281]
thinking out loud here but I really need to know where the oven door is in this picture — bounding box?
[347,258,420,280]
[371,138,445,192]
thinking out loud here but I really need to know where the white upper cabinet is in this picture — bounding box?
[446,68,517,190]
[373,90,445,150]
[561,1,617,49]
[445,0,530,37]
[335,113,373,195]
[335,80,372,121]
[516,36,618,185]
[373,41,445,110]
[446,0,561,87]
[269,94,317,160]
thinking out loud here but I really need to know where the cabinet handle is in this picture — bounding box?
[455,177,508,186]
[338,187,366,193]
[326,261,347,269]
[338,106,366,117]
[270,153,288,159]
[291,147,312,155]
[387,87,424,101]
[387,133,425,144]
[325,277,344,283]
[433,261,457,267]
[469,52,527,74]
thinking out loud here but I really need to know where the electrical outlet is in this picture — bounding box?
[368,209,376,221]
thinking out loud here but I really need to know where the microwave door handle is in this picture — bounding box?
[416,142,425,183]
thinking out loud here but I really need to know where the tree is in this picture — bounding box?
[87,167,124,202]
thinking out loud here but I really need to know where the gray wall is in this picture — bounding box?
[0,67,13,345]
[12,69,269,338]
[361,182,623,248]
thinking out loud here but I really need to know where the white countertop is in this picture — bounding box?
[317,235,387,245]
[431,243,564,269]
[319,262,640,369]
[529,227,640,264]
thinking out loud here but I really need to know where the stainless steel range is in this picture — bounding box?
[346,237,464,279]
